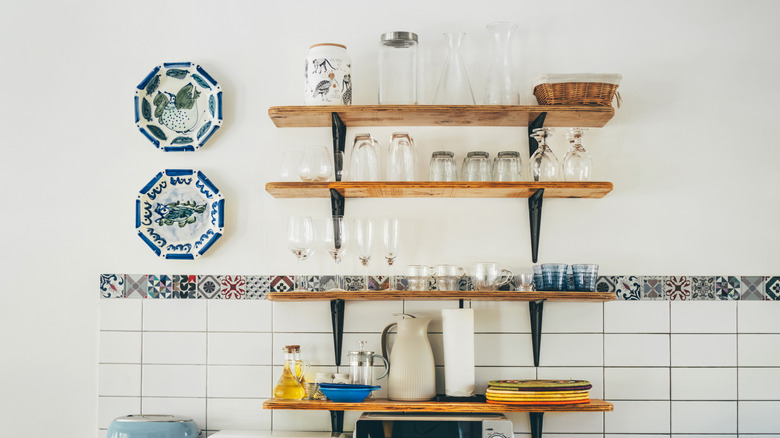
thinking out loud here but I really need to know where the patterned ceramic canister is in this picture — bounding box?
[305,43,352,105]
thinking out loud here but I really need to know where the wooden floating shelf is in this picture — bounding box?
[263,398,613,413]
[265,181,613,199]
[266,290,616,302]
[268,105,615,128]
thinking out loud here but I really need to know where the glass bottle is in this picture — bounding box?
[529,128,559,181]
[292,345,306,383]
[562,128,592,181]
[379,32,418,104]
[484,22,519,105]
[433,33,475,104]
[273,345,306,400]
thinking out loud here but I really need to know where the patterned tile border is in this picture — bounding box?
[100,274,780,300]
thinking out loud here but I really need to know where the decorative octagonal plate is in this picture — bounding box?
[134,62,223,151]
[136,169,224,259]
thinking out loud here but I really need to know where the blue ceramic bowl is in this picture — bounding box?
[318,383,381,402]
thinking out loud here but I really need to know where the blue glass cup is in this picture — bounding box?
[532,265,542,290]
[541,263,568,291]
[572,264,599,291]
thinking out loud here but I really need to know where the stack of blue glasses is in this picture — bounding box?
[534,263,599,291]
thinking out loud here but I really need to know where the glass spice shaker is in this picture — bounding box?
[379,32,419,104]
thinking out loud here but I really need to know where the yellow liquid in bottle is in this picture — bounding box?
[274,360,306,400]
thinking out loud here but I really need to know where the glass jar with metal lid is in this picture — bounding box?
[378,31,418,104]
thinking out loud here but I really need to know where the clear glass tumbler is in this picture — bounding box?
[299,146,334,182]
[386,132,416,181]
[493,151,524,181]
[349,133,380,181]
[461,151,491,181]
[429,151,458,181]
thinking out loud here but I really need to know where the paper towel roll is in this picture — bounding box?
[442,308,475,397]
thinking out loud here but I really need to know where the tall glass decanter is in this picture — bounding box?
[529,127,559,181]
[562,128,592,181]
[484,22,519,105]
[433,33,475,104]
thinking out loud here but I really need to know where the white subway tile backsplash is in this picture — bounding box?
[402,300,460,333]
[604,367,670,400]
[671,301,737,333]
[273,301,331,333]
[671,401,737,433]
[273,333,333,366]
[738,401,780,433]
[98,364,141,397]
[604,334,670,366]
[208,300,272,332]
[272,409,330,431]
[208,332,272,365]
[208,365,272,398]
[143,332,207,364]
[474,366,536,394]
[99,331,141,364]
[141,397,206,431]
[98,396,140,428]
[472,301,531,333]
[738,301,780,333]
[604,301,669,333]
[474,333,534,366]
[541,302,603,333]
[738,334,780,366]
[344,300,405,332]
[671,367,737,400]
[207,398,271,430]
[670,334,736,366]
[543,412,604,433]
[605,401,670,434]
[538,334,603,366]
[100,299,142,331]
[143,299,207,332]
[142,365,206,397]
[738,368,780,400]
[538,367,604,399]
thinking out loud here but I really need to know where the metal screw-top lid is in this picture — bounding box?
[432,151,454,157]
[113,415,193,423]
[380,31,419,47]
[497,151,521,157]
[466,151,490,158]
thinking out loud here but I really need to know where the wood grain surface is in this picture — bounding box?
[265,291,616,302]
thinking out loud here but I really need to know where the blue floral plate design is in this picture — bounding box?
[134,62,223,151]
[136,169,225,259]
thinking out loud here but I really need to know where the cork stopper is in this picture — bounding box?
[283,345,296,353]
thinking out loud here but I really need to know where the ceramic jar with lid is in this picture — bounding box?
[305,43,352,105]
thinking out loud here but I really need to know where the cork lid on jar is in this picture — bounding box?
[310,43,346,50]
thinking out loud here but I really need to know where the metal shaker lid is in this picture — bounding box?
[380,32,419,46]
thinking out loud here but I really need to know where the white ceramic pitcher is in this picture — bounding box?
[381,314,436,401]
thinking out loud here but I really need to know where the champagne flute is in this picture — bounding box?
[355,218,373,290]
[322,216,349,291]
[383,218,399,290]
[288,216,314,291]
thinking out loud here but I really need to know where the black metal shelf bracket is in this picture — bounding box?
[529,299,545,367]
[528,112,547,157]
[330,410,344,434]
[330,299,345,366]
[530,412,544,438]
[528,112,547,264]
[332,112,346,181]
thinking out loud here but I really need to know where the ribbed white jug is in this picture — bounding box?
[381,314,436,401]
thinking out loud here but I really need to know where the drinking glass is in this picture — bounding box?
[322,216,349,291]
[383,218,399,290]
[299,146,334,182]
[429,151,458,181]
[461,151,491,181]
[571,264,599,292]
[562,128,592,181]
[515,273,535,291]
[433,264,466,291]
[529,128,559,181]
[532,265,542,290]
[288,216,314,291]
[541,263,568,291]
[472,262,513,291]
[406,265,433,291]
[493,151,524,181]
[280,150,303,182]
[355,218,373,290]
[386,132,416,181]
[349,133,380,181]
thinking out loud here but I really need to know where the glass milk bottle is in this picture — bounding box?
[378,32,418,104]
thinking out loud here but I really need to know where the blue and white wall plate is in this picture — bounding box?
[134,62,223,151]
[136,169,225,259]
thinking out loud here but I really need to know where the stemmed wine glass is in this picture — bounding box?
[355,218,373,290]
[287,216,314,291]
[529,127,559,181]
[382,218,399,290]
[562,128,592,181]
[322,216,349,291]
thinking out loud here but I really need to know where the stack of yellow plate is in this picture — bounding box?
[485,379,591,405]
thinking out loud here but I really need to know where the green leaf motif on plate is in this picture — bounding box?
[141,98,152,122]
[145,74,160,94]
[192,74,211,89]
[153,93,168,118]
[147,125,167,140]
[197,121,212,140]
[209,95,215,117]
[175,83,200,110]
[171,136,193,145]
[166,69,188,79]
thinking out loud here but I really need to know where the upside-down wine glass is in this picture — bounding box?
[355,218,373,290]
[322,216,349,291]
[529,127,559,181]
[287,216,314,291]
[383,218,399,290]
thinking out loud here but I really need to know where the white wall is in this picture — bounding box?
[1,0,779,437]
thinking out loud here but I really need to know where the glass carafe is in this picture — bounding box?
[348,341,389,389]
[433,33,475,104]
[484,22,519,105]
[529,128,559,181]
[562,128,592,181]
[273,345,305,400]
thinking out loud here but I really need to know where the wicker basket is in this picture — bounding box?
[533,74,622,107]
